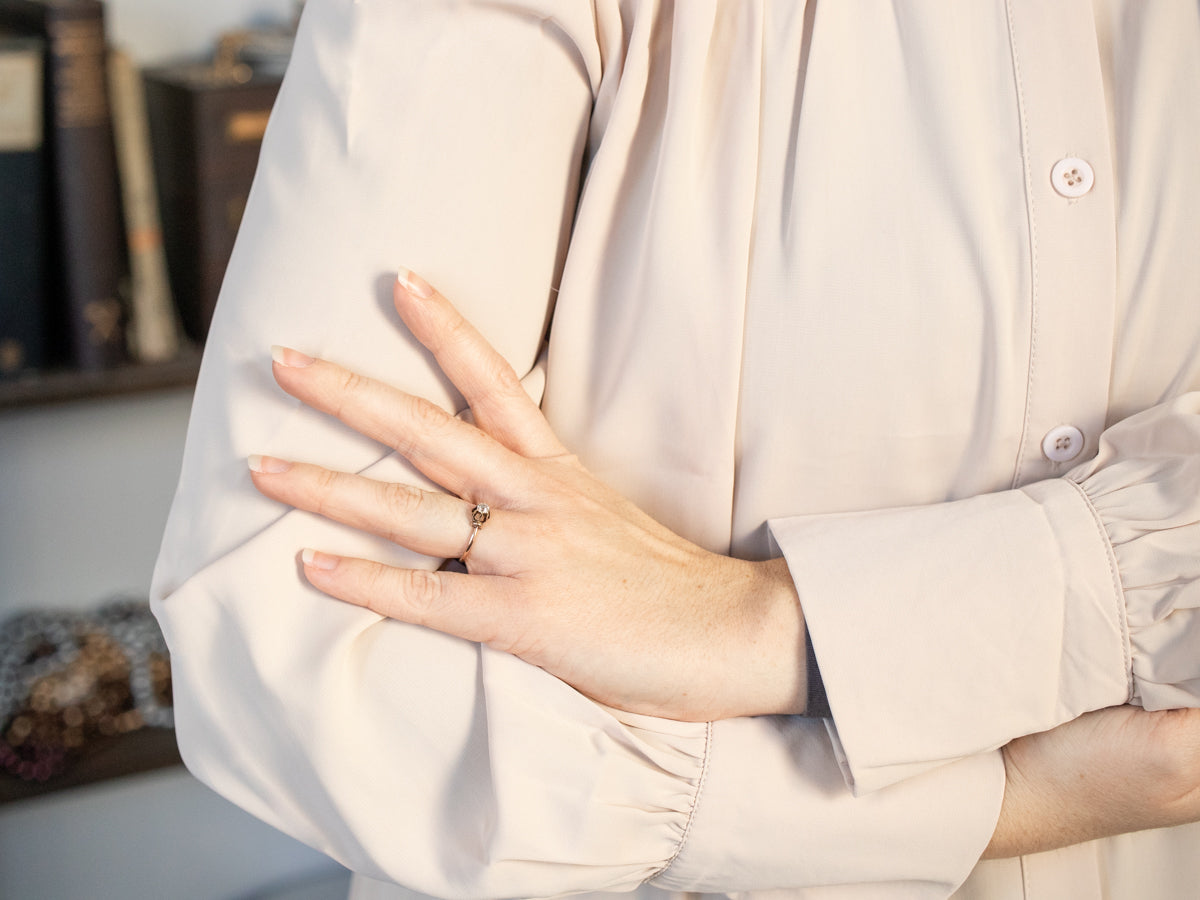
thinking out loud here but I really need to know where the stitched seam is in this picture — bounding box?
[649,719,714,883]
[1064,477,1134,702]
[1005,0,1040,490]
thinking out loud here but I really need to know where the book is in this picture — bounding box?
[107,47,179,363]
[0,0,128,371]
[144,64,281,343]
[0,35,46,377]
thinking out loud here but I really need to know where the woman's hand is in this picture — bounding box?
[986,705,1200,858]
[249,269,807,722]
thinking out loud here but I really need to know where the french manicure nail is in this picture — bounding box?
[397,266,433,299]
[248,454,293,474]
[301,548,339,571]
[272,345,315,367]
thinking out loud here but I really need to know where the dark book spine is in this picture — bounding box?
[143,74,201,342]
[0,36,47,377]
[0,0,128,370]
[145,71,280,343]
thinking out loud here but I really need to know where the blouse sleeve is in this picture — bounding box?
[151,1,1003,896]
[773,394,1200,795]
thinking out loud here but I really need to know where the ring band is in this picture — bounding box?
[459,503,491,563]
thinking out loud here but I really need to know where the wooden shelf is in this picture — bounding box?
[0,728,182,806]
[0,347,202,410]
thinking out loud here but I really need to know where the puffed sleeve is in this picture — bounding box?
[152,0,1005,896]
[772,394,1200,795]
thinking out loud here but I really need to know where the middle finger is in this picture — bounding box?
[248,456,515,565]
[270,346,529,504]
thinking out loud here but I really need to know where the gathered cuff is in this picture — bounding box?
[155,488,708,898]
[1069,397,1200,711]
[653,716,1003,897]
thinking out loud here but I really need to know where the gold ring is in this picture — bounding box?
[458,503,490,563]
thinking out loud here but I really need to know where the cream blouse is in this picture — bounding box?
[151,1,1200,898]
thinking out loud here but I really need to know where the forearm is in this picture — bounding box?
[694,556,809,720]
[985,707,1200,859]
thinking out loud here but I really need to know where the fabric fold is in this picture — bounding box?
[1069,393,1200,711]
[652,717,1003,897]
[156,469,707,896]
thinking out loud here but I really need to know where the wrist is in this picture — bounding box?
[731,556,807,717]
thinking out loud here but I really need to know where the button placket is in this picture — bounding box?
[1005,0,1117,488]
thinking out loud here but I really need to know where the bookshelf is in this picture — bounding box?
[0,346,202,410]
[0,8,278,810]
[0,728,181,805]
[1,5,281,798]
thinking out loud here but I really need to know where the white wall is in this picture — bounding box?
[107,0,301,64]
[0,390,193,614]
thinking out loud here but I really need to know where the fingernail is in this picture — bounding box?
[248,454,293,474]
[301,548,339,571]
[272,345,315,367]
[396,266,433,299]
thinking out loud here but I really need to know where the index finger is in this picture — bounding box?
[394,268,566,459]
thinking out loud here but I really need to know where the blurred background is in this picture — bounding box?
[107,0,297,63]
[0,0,354,896]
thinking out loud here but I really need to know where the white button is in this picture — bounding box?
[1042,425,1085,463]
[1050,158,1095,199]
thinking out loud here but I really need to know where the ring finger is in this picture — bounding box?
[248,455,509,565]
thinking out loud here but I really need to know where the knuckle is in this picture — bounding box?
[357,564,400,617]
[382,481,423,520]
[338,368,365,394]
[438,317,521,400]
[471,347,521,398]
[443,310,475,347]
[330,369,367,418]
[488,361,524,402]
[410,395,450,431]
[403,569,443,624]
[311,468,343,517]
[391,395,449,457]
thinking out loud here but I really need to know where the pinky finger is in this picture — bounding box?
[300,549,515,646]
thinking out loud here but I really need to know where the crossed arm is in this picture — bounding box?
[249,271,1200,863]
[249,269,808,725]
[150,0,1200,893]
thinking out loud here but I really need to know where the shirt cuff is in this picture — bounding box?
[652,716,1004,896]
[769,477,1130,794]
[156,499,708,897]
[1067,394,1200,712]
